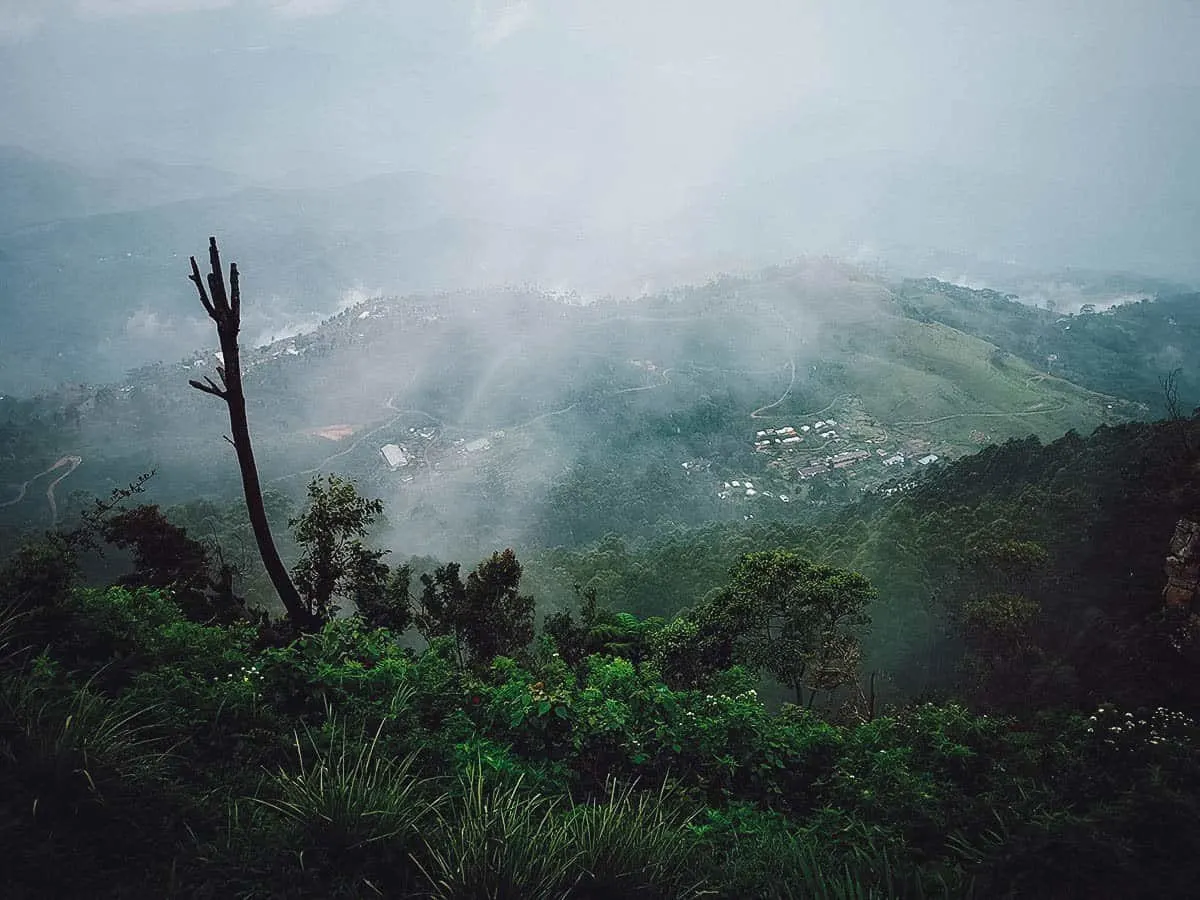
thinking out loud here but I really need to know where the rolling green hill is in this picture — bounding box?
[1,259,1148,566]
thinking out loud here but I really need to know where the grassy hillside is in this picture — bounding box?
[0,261,1144,564]
[896,278,1200,410]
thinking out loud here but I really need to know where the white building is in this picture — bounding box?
[918,454,940,465]
[380,444,409,469]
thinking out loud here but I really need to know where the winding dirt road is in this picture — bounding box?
[892,401,1070,428]
[2,455,83,525]
[750,358,796,419]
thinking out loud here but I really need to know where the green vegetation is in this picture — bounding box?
[3,253,1200,896]
[3,409,1200,897]
[895,278,1200,411]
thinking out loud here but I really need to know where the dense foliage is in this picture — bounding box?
[3,409,1200,897]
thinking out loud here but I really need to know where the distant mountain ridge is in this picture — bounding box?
[0,145,245,233]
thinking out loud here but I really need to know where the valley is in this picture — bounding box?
[0,259,1162,565]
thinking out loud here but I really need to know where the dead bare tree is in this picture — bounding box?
[1161,367,1194,455]
[186,237,316,629]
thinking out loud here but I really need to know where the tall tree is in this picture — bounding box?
[700,550,874,705]
[415,549,535,667]
[186,237,314,629]
[289,474,411,630]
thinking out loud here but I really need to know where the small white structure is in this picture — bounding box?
[745,488,757,496]
[782,436,802,444]
[732,480,741,487]
[883,454,905,466]
[801,425,811,432]
[814,420,826,429]
[380,444,408,469]
[918,454,940,465]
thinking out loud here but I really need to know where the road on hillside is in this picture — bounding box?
[892,401,1070,428]
[1,455,83,525]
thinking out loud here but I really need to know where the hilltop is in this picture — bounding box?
[2,259,1169,564]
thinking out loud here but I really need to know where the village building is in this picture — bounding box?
[918,454,940,465]
[380,444,409,470]
[830,449,871,469]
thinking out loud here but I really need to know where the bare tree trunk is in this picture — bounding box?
[186,237,316,629]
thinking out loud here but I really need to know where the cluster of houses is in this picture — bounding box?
[753,418,842,451]
[795,448,939,480]
[796,447,873,479]
[717,478,791,503]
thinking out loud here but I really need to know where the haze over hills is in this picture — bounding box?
[4,143,1196,399]
[6,7,1200,895]
[6,255,1194,572]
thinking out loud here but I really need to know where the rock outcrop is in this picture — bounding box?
[1163,518,1200,608]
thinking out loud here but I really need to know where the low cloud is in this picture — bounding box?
[0,0,347,41]
[77,0,235,17]
[267,0,348,18]
[471,0,534,48]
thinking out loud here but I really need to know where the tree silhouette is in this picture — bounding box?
[186,237,315,629]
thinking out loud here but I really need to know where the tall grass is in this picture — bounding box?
[564,776,709,899]
[253,709,443,854]
[0,674,167,807]
[411,762,718,900]
[0,600,29,667]
[413,758,581,900]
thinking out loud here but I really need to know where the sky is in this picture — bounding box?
[2,0,1199,279]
